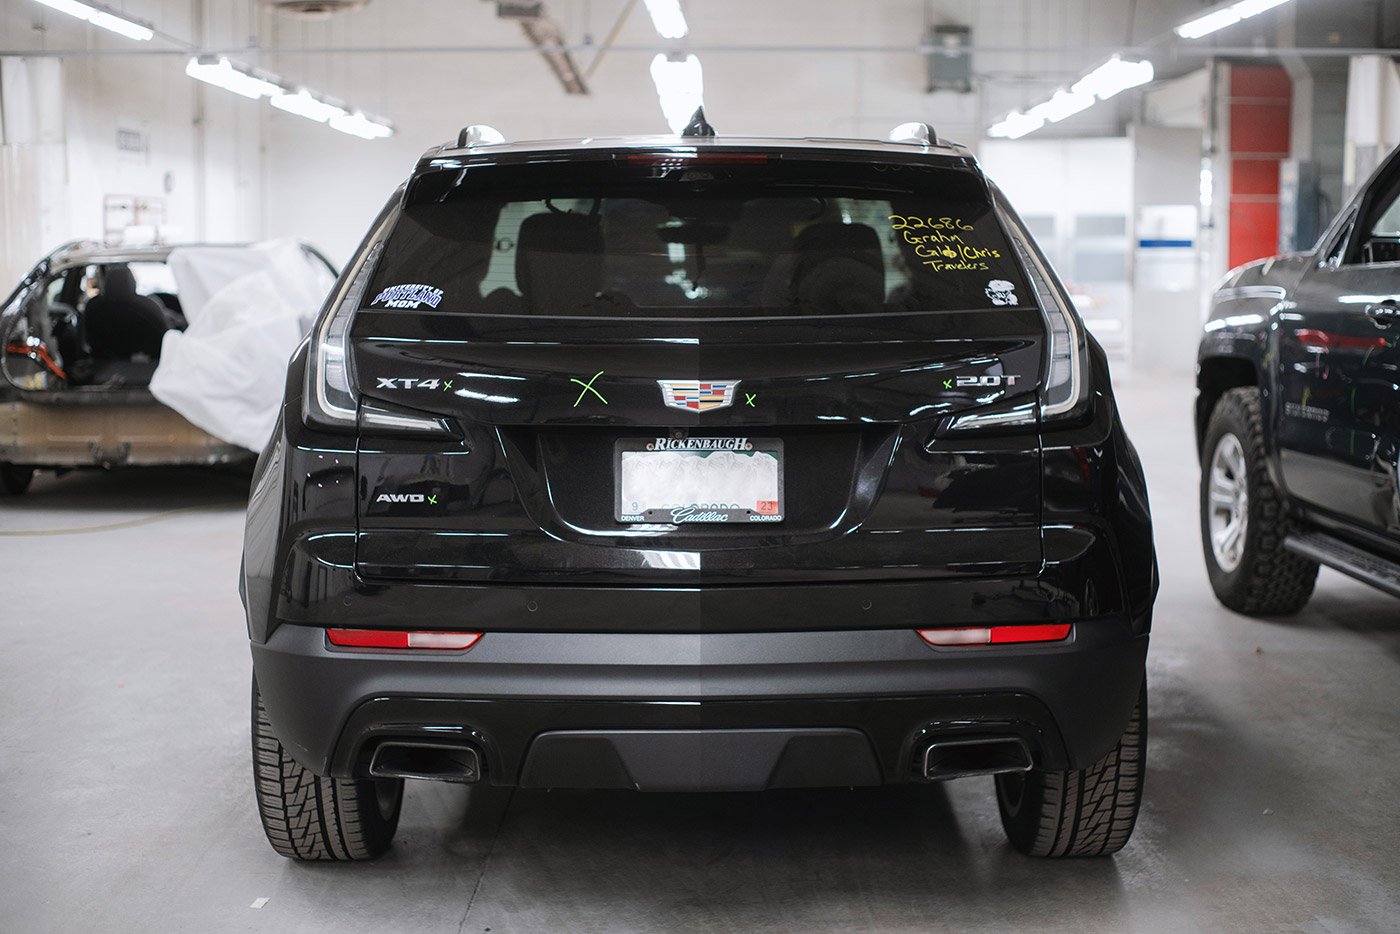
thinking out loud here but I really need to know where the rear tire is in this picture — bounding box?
[1199,387,1317,615]
[0,462,34,496]
[251,680,403,860]
[995,686,1146,857]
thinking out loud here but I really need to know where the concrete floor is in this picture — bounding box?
[2,373,1399,934]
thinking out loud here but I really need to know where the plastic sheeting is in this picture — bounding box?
[149,239,337,452]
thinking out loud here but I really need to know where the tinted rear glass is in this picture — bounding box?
[367,154,1030,317]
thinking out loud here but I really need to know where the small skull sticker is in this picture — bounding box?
[985,279,1018,306]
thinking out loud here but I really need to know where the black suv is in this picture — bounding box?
[1197,144,1400,614]
[240,118,1157,861]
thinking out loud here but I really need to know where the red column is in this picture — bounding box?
[1228,66,1293,268]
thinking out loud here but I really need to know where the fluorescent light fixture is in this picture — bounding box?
[1071,56,1154,101]
[650,53,704,135]
[987,54,1154,140]
[330,111,394,140]
[987,111,1045,139]
[643,0,688,39]
[184,56,282,100]
[1175,0,1291,39]
[187,53,391,141]
[271,88,347,124]
[34,0,153,41]
[1026,89,1096,123]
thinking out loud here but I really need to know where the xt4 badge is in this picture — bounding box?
[657,379,741,412]
[377,377,447,390]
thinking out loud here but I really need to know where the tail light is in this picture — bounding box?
[948,195,1090,431]
[303,241,382,430]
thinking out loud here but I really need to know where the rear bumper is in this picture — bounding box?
[252,617,1148,787]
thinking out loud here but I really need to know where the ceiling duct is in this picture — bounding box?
[257,0,372,17]
[482,0,588,95]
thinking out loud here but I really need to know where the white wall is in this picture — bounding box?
[979,137,1136,360]
[1,0,1209,278]
[0,0,263,287]
[251,0,1198,262]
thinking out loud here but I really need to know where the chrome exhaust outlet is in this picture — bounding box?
[368,741,482,783]
[922,736,1033,781]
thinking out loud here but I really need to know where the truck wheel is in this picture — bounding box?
[251,680,403,860]
[1200,387,1317,615]
[995,685,1145,857]
[0,462,34,495]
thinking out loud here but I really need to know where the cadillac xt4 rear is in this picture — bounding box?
[239,125,1157,861]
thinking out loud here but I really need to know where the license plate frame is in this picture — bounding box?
[614,437,785,524]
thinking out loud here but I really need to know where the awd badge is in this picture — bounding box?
[657,379,741,412]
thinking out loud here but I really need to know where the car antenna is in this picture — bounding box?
[680,107,716,138]
[457,124,506,148]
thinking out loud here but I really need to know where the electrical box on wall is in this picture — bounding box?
[925,25,971,94]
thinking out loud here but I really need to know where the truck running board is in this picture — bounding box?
[1284,531,1400,598]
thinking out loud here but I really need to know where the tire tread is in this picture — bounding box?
[997,689,1146,858]
[251,683,400,861]
[1201,388,1318,615]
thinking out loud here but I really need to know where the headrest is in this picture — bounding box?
[792,223,885,314]
[515,212,605,314]
[102,264,138,297]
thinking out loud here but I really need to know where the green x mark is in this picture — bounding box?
[427,495,438,505]
[443,380,453,391]
[745,393,757,407]
[943,378,953,389]
[571,371,608,407]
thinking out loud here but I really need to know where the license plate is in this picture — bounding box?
[615,437,784,523]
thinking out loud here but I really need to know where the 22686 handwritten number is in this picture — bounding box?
[887,215,975,232]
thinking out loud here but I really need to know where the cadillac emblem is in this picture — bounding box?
[657,379,741,412]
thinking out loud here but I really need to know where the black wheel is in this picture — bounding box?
[0,462,34,496]
[995,685,1146,857]
[1200,387,1318,615]
[251,680,403,860]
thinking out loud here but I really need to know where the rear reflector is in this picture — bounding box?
[918,624,1071,646]
[326,629,482,651]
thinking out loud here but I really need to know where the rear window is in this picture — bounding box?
[366,154,1030,317]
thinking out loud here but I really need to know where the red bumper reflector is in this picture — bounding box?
[917,624,1071,647]
[326,629,482,651]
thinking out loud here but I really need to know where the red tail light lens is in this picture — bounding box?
[326,629,482,651]
[917,624,1071,647]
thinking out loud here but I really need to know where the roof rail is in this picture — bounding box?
[456,124,506,148]
[680,107,716,138]
[888,122,939,147]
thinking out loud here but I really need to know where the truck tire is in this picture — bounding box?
[251,680,403,860]
[995,685,1145,857]
[1200,387,1317,615]
[0,462,33,495]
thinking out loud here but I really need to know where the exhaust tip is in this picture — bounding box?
[922,736,1033,781]
[368,741,482,783]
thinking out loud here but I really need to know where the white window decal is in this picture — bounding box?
[985,279,1018,306]
[372,283,445,309]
